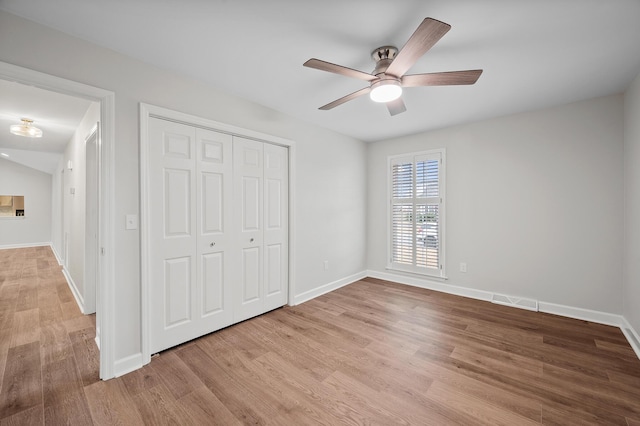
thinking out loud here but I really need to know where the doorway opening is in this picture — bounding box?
[0,61,116,379]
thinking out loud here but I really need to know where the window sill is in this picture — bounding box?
[386,265,448,281]
[0,216,26,220]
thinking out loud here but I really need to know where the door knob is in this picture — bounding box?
[210,242,215,247]
[250,238,254,243]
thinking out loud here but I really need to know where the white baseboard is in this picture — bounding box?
[113,352,144,378]
[366,270,493,302]
[0,241,51,250]
[621,318,640,360]
[538,301,624,327]
[62,266,85,314]
[49,243,63,265]
[292,270,367,305]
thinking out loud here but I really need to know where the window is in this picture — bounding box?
[388,149,445,277]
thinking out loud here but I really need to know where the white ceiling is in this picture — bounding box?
[0,79,93,173]
[0,79,93,153]
[1,0,640,142]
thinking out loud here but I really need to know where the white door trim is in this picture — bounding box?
[84,123,99,315]
[139,103,296,365]
[0,61,116,379]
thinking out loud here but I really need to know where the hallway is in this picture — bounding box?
[0,246,98,423]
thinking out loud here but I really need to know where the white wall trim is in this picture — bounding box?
[367,270,493,302]
[83,123,100,316]
[139,102,296,366]
[139,104,151,366]
[62,266,85,314]
[287,143,297,311]
[49,243,63,265]
[142,103,295,147]
[0,242,51,250]
[113,352,144,378]
[537,301,624,327]
[620,317,640,360]
[98,79,116,381]
[292,271,367,306]
[0,61,117,380]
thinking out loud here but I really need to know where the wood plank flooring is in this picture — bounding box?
[1,246,640,425]
[0,246,97,425]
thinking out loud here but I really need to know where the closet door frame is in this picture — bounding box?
[140,103,296,366]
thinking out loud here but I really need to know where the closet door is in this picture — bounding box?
[233,137,288,321]
[263,143,288,311]
[234,138,264,321]
[195,128,234,334]
[148,118,233,354]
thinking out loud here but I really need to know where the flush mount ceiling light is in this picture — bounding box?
[10,118,43,138]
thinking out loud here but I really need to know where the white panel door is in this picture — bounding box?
[263,143,288,311]
[234,138,264,321]
[233,138,288,322]
[195,128,234,333]
[148,118,233,354]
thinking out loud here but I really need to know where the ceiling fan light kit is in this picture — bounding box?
[369,78,402,103]
[10,118,43,138]
[303,17,483,116]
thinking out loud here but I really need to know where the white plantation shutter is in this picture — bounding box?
[392,161,413,198]
[389,150,445,277]
[392,203,413,265]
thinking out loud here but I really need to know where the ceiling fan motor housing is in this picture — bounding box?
[371,46,398,75]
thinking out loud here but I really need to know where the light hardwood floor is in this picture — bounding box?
[1,246,640,425]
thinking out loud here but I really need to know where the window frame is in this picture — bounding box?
[387,148,446,278]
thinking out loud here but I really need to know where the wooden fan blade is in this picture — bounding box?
[304,59,377,82]
[402,70,483,87]
[319,87,372,110]
[385,18,451,77]
[386,98,407,116]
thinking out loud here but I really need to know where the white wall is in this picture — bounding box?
[0,11,367,364]
[367,95,624,314]
[51,102,100,310]
[624,72,640,334]
[294,134,367,298]
[0,158,52,246]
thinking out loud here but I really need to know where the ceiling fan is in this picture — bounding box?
[303,17,483,116]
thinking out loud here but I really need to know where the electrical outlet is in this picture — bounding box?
[323,260,329,270]
[459,262,467,273]
[125,214,138,230]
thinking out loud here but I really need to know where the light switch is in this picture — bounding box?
[125,214,138,230]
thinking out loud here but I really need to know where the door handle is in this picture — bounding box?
[210,242,215,247]
[250,238,254,243]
